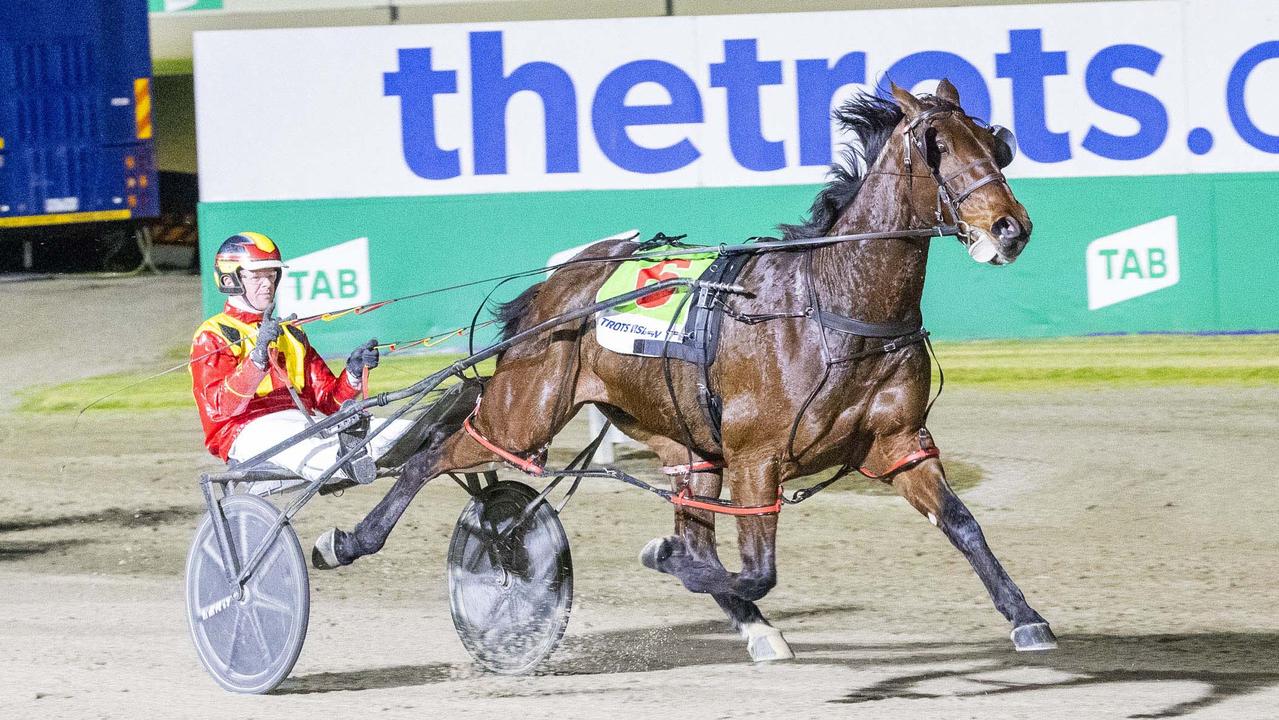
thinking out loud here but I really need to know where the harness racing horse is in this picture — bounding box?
[316,80,1057,661]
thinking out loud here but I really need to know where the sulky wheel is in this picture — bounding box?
[185,494,310,694]
[448,480,573,674]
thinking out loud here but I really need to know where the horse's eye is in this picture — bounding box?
[936,141,949,154]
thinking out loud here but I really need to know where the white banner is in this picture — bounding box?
[195,0,1279,202]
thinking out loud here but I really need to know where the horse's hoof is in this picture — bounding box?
[311,528,346,570]
[744,623,795,662]
[639,536,675,573]
[1011,622,1058,652]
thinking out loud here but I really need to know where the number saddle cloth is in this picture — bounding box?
[594,241,751,364]
[594,239,753,444]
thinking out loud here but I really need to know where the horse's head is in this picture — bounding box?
[890,80,1030,265]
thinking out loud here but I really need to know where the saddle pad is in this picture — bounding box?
[595,245,717,357]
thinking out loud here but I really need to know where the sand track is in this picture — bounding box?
[1,277,1276,719]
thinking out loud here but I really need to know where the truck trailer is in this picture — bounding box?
[0,0,160,269]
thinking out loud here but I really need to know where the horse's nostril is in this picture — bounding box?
[993,216,1023,242]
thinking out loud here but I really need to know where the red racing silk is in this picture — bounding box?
[189,302,358,460]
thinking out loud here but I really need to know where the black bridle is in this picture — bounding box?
[899,107,1018,244]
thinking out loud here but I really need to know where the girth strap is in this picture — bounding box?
[816,311,921,338]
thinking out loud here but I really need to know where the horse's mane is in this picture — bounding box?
[495,282,539,343]
[780,92,910,241]
[497,92,940,341]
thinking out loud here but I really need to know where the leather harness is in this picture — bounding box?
[459,106,1019,515]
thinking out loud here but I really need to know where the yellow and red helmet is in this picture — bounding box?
[213,232,288,295]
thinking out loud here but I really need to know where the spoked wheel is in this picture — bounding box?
[185,494,309,694]
[448,480,573,674]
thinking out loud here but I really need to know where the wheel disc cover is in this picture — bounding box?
[185,494,309,694]
[447,481,573,674]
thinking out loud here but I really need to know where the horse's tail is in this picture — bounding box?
[495,282,542,342]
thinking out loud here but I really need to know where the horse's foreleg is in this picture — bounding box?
[640,471,773,644]
[890,456,1057,651]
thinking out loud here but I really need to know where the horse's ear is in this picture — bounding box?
[935,78,961,106]
[890,82,923,118]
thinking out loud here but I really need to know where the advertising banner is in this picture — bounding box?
[195,0,1279,349]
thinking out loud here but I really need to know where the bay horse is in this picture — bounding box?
[316,80,1056,661]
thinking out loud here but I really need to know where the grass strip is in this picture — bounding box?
[17,354,495,414]
[16,334,1278,415]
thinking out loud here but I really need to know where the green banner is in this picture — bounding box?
[149,0,222,13]
[198,172,1279,355]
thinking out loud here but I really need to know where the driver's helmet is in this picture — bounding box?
[213,232,287,295]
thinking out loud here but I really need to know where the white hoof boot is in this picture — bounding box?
[743,623,795,662]
[311,528,343,571]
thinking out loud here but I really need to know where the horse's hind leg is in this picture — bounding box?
[635,437,728,584]
[314,440,441,568]
[315,349,582,569]
[313,423,503,568]
[886,448,1056,651]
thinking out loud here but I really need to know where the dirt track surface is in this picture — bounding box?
[2,276,1277,719]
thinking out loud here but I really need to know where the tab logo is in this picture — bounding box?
[1086,216,1179,310]
[278,237,371,317]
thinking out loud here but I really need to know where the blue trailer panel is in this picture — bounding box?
[0,0,159,228]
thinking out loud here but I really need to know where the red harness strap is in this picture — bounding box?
[858,428,942,479]
[461,396,938,515]
[661,460,723,475]
[462,400,546,475]
[670,486,783,516]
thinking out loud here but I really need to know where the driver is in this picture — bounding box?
[190,231,408,495]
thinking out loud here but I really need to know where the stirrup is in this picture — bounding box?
[336,405,377,485]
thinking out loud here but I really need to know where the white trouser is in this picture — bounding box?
[227,409,413,496]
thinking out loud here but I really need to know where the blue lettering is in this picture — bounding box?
[877,52,991,122]
[383,48,460,180]
[470,31,579,175]
[996,29,1070,163]
[796,52,866,166]
[710,39,785,171]
[1082,44,1167,160]
[591,60,703,174]
[1227,41,1279,154]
